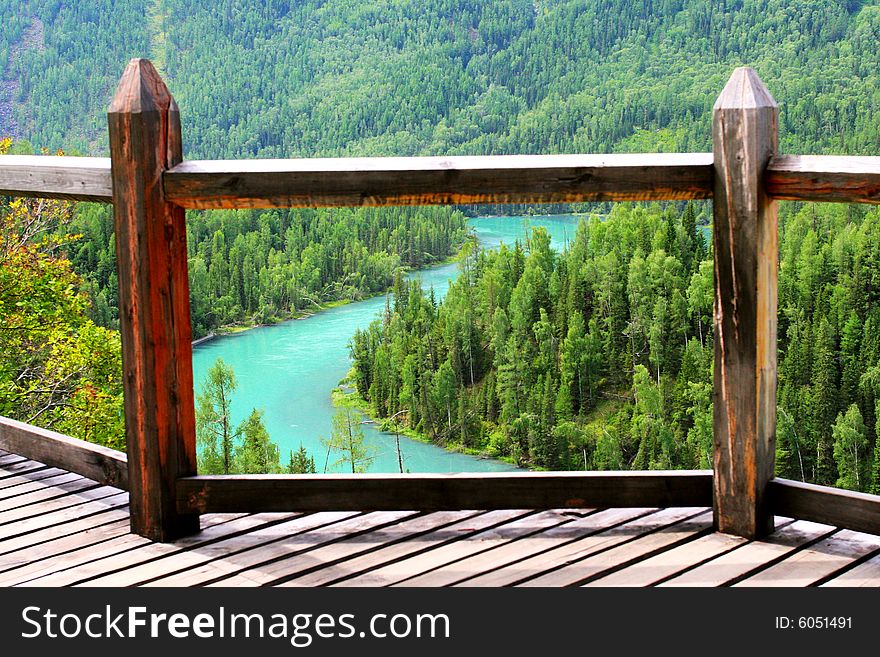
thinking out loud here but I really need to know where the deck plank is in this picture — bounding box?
[0,491,129,543]
[0,520,140,585]
[386,510,593,588]
[518,509,713,587]
[0,485,120,528]
[448,508,656,587]
[453,507,681,587]
[0,503,131,556]
[22,513,291,587]
[733,529,880,587]
[296,510,567,587]
[658,519,835,586]
[0,471,83,499]
[335,509,583,587]
[0,460,50,479]
[141,512,361,587]
[585,531,748,586]
[0,513,241,586]
[203,511,439,587]
[0,476,99,511]
[820,552,880,587]
[0,454,27,467]
[267,511,495,587]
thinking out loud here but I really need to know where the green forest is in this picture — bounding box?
[67,203,468,337]
[2,0,880,489]
[351,202,880,492]
[4,1,880,159]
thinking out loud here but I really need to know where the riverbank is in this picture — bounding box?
[190,236,478,347]
[331,373,522,469]
[191,214,582,472]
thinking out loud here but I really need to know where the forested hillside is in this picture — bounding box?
[353,203,880,492]
[67,203,467,337]
[2,1,879,158]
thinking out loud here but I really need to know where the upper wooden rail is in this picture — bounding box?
[768,155,880,203]
[163,153,715,208]
[0,155,112,202]
[3,153,880,207]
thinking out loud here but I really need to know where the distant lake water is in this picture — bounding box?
[192,214,584,473]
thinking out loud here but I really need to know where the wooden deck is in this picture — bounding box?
[1,451,878,587]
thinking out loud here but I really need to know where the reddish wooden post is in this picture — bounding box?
[712,67,778,539]
[108,59,199,541]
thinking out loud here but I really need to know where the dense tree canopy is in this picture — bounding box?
[2,1,879,159]
[353,202,880,491]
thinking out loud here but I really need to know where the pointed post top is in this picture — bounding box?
[109,58,172,115]
[714,67,777,111]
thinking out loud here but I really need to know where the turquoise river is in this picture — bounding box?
[192,214,583,473]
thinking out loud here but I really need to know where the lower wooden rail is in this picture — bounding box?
[176,470,714,513]
[769,478,880,537]
[3,414,880,539]
[0,415,128,489]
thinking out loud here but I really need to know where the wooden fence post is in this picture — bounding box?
[108,59,199,541]
[712,67,779,539]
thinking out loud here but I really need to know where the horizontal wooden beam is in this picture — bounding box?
[769,478,880,536]
[767,155,880,204]
[177,470,713,513]
[0,416,128,489]
[0,155,112,203]
[163,153,715,209]
[5,153,880,208]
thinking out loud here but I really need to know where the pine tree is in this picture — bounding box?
[287,445,317,474]
[236,408,282,474]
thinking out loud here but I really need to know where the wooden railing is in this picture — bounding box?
[2,59,880,542]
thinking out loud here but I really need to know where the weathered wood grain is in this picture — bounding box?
[163,153,715,209]
[0,155,112,202]
[734,529,880,587]
[280,510,502,587]
[767,155,880,204]
[0,416,128,489]
[0,475,97,510]
[711,67,778,539]
[449,507,659,587]
[0,471,80,499]
[517,508,712,586]
[327,510,538,587]
[584,531,748,586]
[177,470,713,513]
[389,510,580,588]
[658,518,834,587]
[108,58,198,542]
[267,511,499,587]
[820,552,880,587]
[769,478,880,537]
[24,513,285,587]
[141,511,360,587]
[0,519,134,584]
[0,490,128,543]
[0,486,121,532]
[203,511,419,587]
